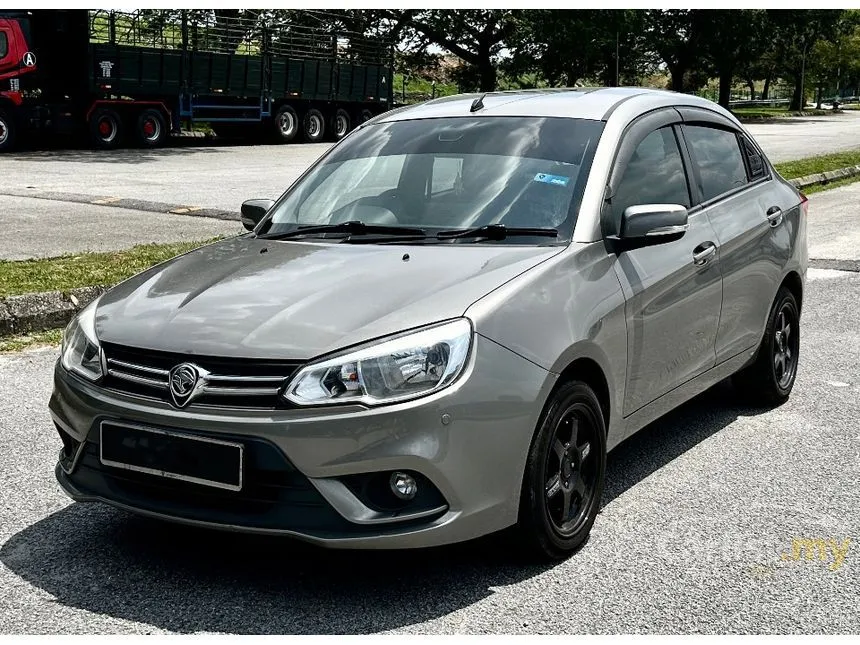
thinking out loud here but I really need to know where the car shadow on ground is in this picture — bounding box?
[0,380,764,634]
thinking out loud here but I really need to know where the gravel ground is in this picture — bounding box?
[0,267,857,634]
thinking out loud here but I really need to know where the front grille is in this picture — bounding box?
[101,342,302,409]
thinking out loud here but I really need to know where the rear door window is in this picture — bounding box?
[683,125,749,202]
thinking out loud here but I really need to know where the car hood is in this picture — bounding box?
[95,236,562,360]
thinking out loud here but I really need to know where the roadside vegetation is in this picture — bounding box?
[0,238,222,299]
[773,149,860,179]
[0,329,64,353]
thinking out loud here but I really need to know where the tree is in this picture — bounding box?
[406,10,517,92]
[698,10,768,107]
[768,9,844,110]
[505,10,654,88]
[643,10,711,93]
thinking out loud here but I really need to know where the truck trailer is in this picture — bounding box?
[0,9,394,151]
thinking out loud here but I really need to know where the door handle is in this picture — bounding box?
[692,242,717,266]
[766,205,783,227]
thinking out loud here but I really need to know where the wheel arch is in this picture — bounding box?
[555,356,612,433]
[781,270,803,314]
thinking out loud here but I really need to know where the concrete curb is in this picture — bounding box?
[788,165,860,190]
[0,189,238,221]
[0,285,110,337]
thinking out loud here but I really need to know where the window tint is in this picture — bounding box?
[741,136,766,180]
[684,125,748,201]
[612,126,690,233]
[0,32,8,59]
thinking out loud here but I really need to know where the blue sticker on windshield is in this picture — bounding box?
[534,173,570,186]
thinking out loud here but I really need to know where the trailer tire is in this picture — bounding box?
[329,108,351,141]
[356,108,374,125]
[272,105,299,143]
[302,108,325,143]
[135,109,168,148]
[0,109,16,152]
[89,108,123,149]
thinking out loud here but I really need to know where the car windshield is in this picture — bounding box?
[261,116,604,243]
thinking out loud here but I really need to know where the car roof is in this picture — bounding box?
[374,87,735,125]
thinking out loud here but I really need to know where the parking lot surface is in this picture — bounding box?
[0,266,857,634]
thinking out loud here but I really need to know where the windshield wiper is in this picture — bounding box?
[436,224,559,241]
[259,221,427,240]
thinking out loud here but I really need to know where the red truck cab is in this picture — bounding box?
[0,13,36,148]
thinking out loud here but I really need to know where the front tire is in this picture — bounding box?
[0,109,17,152]
[732,286,800,405]
[518,380,607,560]
[89,108,122,149]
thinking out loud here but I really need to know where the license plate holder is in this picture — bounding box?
[99,421,243,492]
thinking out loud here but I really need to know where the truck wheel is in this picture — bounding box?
[89,108,122,149]
[330,108,351,141]
[302,108,325,143]
[0,109,16,152]
[136,109,167,148]
[356,108,374,125]
[272,105,299,143]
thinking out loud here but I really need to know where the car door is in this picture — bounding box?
[606,114,723,416]
[678,114,794,363]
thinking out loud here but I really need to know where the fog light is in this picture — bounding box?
[390,472,418,500]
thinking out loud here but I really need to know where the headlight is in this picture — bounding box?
[284,318,473,406]
[60,300,103,381]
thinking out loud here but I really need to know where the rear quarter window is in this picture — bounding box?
[0,32,8,59]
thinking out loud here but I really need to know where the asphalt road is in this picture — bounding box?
[0,111,859,218]
[0,195,241,260]
[0,265,857,634]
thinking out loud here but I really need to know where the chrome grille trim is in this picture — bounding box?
[201,385,281,396]
[107,369,170,390]
[100,346,298,409]
[107,358,169,377]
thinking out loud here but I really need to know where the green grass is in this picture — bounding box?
[732,106,830,119]
[773,149,860,180]
[0,328,64,353]
[0,238,222,299]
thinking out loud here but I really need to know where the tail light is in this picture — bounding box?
[799,192,808,217]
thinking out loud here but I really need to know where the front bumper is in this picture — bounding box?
[50,334,555,549]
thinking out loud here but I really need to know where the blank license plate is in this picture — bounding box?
[99,421,243,491]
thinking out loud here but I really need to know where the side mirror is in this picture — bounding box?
[610,203,688,250]
[241,199,275,231]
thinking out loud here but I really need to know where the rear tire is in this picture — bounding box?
[302,108,325,143]
[329,108,351,141]
[355,108,374,126]
[271,104,299,144]
[517,380,607,561]
[89,108,122,149]
[732,287,800,406]
[135,109,168,148]
[0,109,16,152]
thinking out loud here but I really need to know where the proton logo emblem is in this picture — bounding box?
[22,52,36,68]
[168,363,207,408]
